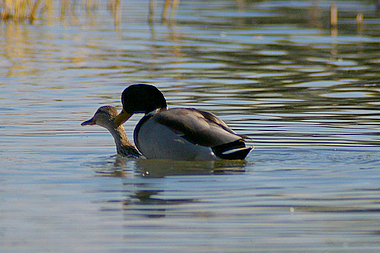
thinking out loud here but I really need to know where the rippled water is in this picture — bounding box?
[1,0,380,252]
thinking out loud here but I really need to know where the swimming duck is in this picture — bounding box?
[81,106,141,158]
[114,84,253,160]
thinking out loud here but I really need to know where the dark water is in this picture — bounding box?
[1,0,380,252]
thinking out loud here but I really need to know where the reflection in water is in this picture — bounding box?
[134,158,247,177]
[92,156,247,177]
[91,149,380,251]
[93,157,247,218]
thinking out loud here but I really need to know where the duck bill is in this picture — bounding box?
[81,117,96,126]
[114,109,132,127]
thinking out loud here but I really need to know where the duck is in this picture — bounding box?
[114,84,253,160]
[81,106,141,158]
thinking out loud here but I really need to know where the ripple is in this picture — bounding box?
[320,91,373,98]
[287,80,347,88]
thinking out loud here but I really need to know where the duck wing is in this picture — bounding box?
[154,108,242,147]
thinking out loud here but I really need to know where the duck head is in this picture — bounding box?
[81,106,119,129]
[114,84,167,126]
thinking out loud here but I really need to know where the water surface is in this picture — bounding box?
[1,0,380,252]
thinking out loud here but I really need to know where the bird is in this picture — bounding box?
[114,84,253,160]
[81,106,141,158]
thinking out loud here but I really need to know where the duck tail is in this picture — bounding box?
[212,140,253,160]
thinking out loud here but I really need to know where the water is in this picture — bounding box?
[1,0,380,252]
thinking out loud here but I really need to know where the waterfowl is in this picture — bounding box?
[81,106,141,158]
[114,84,253,160]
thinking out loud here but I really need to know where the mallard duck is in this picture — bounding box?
[114,84,253,160]
[81,106,141,158]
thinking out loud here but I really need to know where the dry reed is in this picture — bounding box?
[1,0,178,24]
[0,0,120,23]
[1,0,44,21]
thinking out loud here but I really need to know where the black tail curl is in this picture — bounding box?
[212,140,253,160]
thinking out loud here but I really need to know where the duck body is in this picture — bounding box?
[114,84,253,160]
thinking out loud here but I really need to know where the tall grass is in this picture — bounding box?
[1,0,178,24]
[0,0,121,23]
[1,0,45,21]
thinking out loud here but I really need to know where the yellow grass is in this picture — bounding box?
[0,0,119,22]
[1,0,178,24]
[1,0,44,21]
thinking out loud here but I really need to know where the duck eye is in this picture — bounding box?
[97,108,108,114]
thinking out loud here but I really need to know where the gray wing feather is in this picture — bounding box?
[154,108,242,147]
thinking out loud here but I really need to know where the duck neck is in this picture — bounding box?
[106,124,140,157]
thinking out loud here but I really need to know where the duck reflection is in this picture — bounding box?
[134,159,246,177]
[109,157,247,177]
[96,157,248,218]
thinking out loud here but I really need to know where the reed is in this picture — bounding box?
[0,0,117,22]
[1,0,42,21]
[1,0,178,23]
[149,0,179,23]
